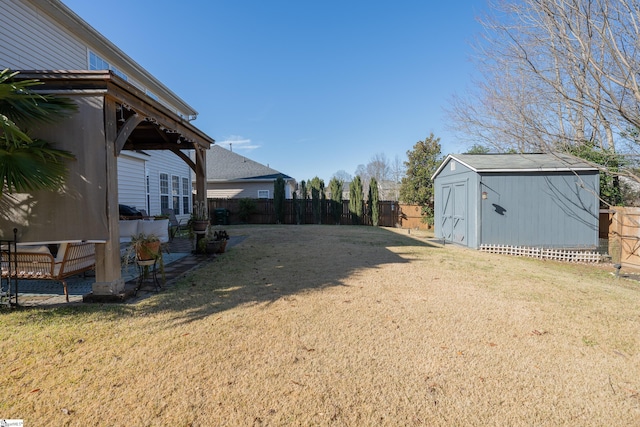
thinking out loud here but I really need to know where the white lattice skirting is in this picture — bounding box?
[479,244,603,263]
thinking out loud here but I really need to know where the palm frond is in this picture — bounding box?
[0,140,74,194]
[1,113,32,146]
[0,69,77,197]
[0,69,77,128]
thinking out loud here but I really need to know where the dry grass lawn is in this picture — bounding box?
[1,225,639,426]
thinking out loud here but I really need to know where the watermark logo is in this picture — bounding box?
[0,420,24,427]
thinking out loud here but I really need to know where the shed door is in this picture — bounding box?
[440,182,467,245]
[441,185,453,241]
[452,183,467,244]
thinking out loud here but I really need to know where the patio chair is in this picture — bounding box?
[161,208,185,240]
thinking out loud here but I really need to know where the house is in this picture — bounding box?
[202,145,296,199]
[0,0,214,295]
[0,0,200,224]
[432,153,600,250]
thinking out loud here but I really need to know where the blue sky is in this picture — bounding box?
[61,0,487,183]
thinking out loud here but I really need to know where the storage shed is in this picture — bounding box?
[432,153,600,250]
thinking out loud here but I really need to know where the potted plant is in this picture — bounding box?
[197,226,230,254]
[210,228,230,254]
[191,200,209,233]
[124,233,165,283]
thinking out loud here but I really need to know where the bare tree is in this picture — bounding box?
[448,0,640,162]
[388,155,405,201]
[354,153,396,200]
[367,153,392,184]
[332,170,353,184]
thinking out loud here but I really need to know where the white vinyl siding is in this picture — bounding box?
[117,154,147,212]
[0,1,191,118]
[205,182,279,199]
[0,1,86,70]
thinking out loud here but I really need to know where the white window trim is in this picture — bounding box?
[88,50,127,80]
[258,190,270,199]
[171,175,181,214]
[159,173,169,210]
[182,177,191,214]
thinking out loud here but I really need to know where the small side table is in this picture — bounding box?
[135,258,161,295]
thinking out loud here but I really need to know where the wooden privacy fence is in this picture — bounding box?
[398,204,432,230]
[206,199,428,228]
[605,206,640,267]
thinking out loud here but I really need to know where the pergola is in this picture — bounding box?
[0,70,214,295]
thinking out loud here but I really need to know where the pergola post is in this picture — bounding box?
[194,146,207,205]
[93,98,125,295]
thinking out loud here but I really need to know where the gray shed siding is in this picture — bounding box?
[479,172,599,249]
[433,155,599,250]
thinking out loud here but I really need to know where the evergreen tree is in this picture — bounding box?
[369,177,380,226]
[321,185,326,224]
[399,133,442,225]
[564,142,625,207]
[297,180,307,224]
[309,176,325,224]
[349,175,364,225]
[328,177,343,225]
[273,175,285,224]
[292,191,299,224]
[465,144,490,154]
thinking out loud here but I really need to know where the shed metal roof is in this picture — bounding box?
[432,152,598,179]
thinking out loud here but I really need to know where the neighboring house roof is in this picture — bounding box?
[433,152,598,179]
[204,145,294,182]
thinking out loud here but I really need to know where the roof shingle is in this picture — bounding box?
[204,145,293,181]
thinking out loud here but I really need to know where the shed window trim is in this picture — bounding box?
[258,190,269,199]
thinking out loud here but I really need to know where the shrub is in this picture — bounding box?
[238,198,257,223]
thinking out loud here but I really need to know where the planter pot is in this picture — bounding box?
[136,241,161,260]
[192,220,209,233]
[206,240,227,254]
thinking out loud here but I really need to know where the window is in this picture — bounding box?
[172,176,180,213]
[146,172,150,214]
[160,173,169,210]
[88,51,127,81]
[146,90,159,101]
[258,190,269,199]
[182,177,191,215]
